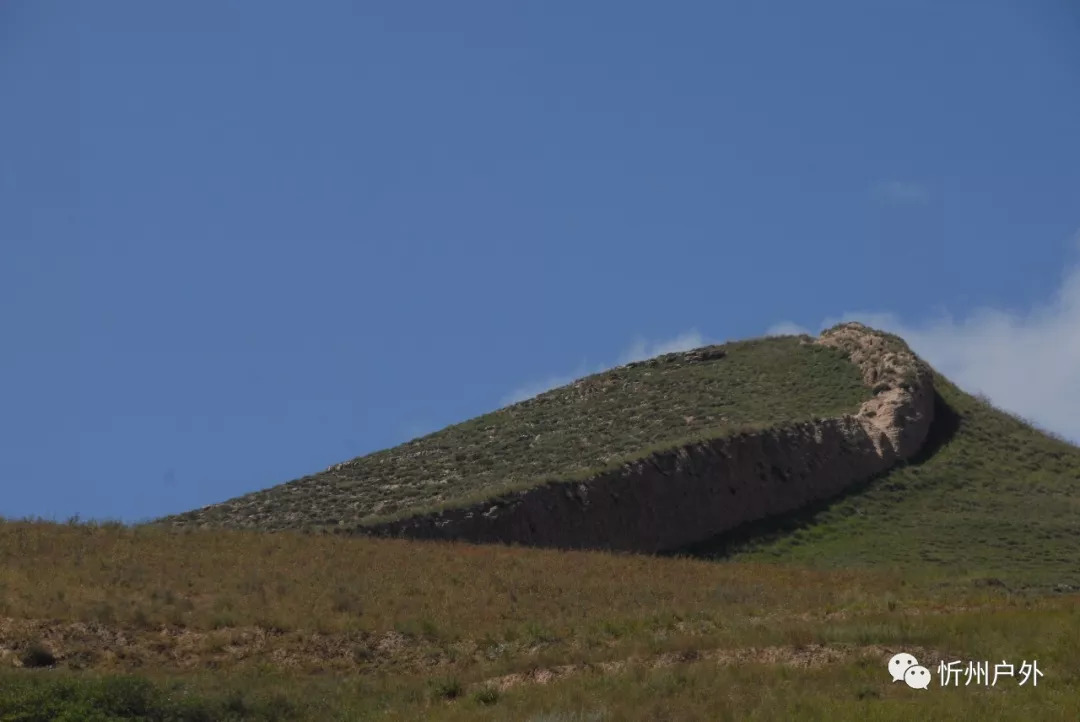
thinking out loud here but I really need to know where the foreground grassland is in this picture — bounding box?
[161,337,871,530]
[3,622,1079,722]
[2,519,1079,718]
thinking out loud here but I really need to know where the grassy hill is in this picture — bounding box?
[697,373,1080,591]
[3,327,1080,720]
[161,335,873,531]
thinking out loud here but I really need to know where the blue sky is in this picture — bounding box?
[2,1,1078,522]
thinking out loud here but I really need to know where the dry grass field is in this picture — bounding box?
[2,517,1078,718]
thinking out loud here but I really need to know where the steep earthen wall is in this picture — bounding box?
[362,324,935,552]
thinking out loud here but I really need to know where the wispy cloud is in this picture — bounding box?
[765,321,813,337]
[400,420,436,441]
[501,330,708,405]
[770,240,1080,443]
[618,330,706,365]
[873,180,930,206]
[500,368,595,406]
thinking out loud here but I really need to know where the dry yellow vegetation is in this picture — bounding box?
[2,520,1079,720]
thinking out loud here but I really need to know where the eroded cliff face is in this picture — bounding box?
[363,324,935,552]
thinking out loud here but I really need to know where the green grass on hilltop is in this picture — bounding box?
[162,336,872,531]
[695,374,1080,590]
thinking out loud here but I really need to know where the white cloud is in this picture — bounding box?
[618,330,706,364]
[500,371,590,406]
[400,420,436,441]
[502,330,708,405]
[771,245,1080,443]
[500,355,609,406]
[503,242,1080,445]
[873,180,930,205]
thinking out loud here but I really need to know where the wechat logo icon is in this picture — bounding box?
[889,652,931,690]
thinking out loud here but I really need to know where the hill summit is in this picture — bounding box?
[162,323,937,551]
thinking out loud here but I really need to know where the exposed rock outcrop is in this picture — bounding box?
[361,324,935,552]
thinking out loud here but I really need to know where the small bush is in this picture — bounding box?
[473,686,499,705]
[432,677,463,700]
[19,641,56,668]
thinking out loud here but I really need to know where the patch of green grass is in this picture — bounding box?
[472,687,499,706]
[0,673,300,722]
[708,374,1080,590]
[159,337,871,531]
[431,677,464,701]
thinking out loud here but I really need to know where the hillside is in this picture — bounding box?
[161,325,936,554]
[709,372,1080,590]
[162,332,876,532]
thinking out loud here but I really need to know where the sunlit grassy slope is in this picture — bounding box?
[161,336,872,531]
[695,374,1080,590]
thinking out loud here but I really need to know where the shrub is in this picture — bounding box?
[19,641,56,668]
[473,686,499,705]
[432,677,463,700]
